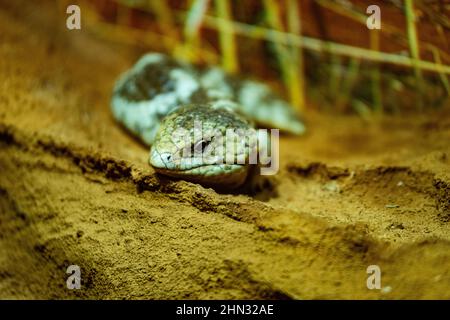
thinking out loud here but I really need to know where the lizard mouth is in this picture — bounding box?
[149,148,247,172]
[153,163,249,188]
[154,163,245,175]
[149,149,248,185]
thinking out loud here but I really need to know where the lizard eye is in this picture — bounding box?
[192,139,212,154]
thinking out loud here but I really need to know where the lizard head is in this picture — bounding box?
[149,102,258,188]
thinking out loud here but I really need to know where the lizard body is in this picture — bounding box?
[111,53,305,188]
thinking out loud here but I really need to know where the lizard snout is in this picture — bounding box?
[149,149,173,169]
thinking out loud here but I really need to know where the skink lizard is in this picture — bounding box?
[111,53,305,188]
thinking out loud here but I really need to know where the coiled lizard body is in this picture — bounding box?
[111,53,305,188]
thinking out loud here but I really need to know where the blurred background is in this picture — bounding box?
[63,0,450,118]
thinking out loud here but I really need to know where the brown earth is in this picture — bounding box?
[0,2,449,299]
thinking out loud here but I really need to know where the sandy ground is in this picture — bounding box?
[0,2,449,299]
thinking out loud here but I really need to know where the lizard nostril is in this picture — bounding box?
[155,152,172,167]
[160,153,172,163]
